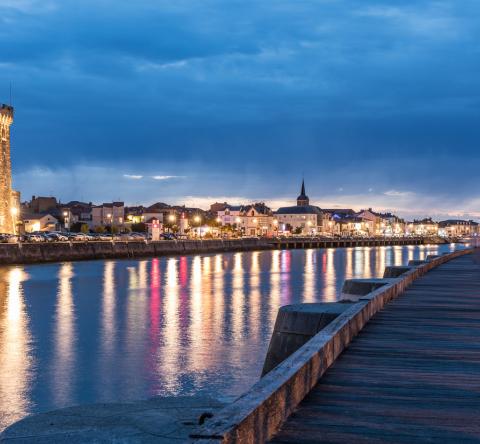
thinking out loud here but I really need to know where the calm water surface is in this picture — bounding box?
[0,243,465,429]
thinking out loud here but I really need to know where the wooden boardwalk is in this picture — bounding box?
[269,253,480,444]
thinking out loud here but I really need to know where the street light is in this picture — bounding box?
[63,210,69,231]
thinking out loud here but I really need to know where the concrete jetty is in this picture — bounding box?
[268,251,480,443]
[191,248,476,443]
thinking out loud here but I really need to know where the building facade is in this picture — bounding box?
[275,180,324,235]
[92,202,125,228]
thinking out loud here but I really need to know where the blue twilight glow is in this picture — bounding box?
[0,0,479,219]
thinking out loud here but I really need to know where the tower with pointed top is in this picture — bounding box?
[0,104,15,233]
[296,179,309,207]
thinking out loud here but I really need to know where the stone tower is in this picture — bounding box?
[0,104,14,234]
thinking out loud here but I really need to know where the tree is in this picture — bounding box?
[95,226,106,233]
[80,223,89,234]
[131,222,147,233]
[293,226,303,235]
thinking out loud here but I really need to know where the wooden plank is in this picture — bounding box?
[269,254,480,444]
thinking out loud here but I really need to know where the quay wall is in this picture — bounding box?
[0,237,426,265]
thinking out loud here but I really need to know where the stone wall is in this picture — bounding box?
[0,238,274,265]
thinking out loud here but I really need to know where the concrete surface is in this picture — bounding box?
[1,396,226,444]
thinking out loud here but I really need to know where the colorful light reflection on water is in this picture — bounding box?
[0,243,464,429]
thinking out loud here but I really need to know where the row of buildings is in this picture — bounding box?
[14,181,479,239]
[1,103,478,239]
[214,181,478,238]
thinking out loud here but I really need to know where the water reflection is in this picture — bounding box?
[52,263,76,405]
[0,243,464,430]
[0,268,33,428]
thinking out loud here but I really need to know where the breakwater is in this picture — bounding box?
[0,237,428,265]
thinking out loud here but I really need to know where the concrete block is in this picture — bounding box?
[261,302,355,376]
[383,265,413,278]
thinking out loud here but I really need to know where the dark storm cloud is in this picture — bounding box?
[1,0,480,217]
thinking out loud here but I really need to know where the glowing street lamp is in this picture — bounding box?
[63,210,70,231]
[168,214,176,222]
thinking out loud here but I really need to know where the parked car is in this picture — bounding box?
[68,233,89,241]
[0,233,18,243]
[45,232,69,242]
[160,233,177,240]
[23,233,45,243]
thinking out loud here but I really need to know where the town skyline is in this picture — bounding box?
[2,1,480,222]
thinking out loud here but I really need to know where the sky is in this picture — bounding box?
[1,0,479,220]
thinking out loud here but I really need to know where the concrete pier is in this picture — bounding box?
[190,248,474,443]
[269,251,480,444]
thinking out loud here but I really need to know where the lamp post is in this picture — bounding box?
[107,212,113,240]
[168,214,176,233]
[63,211,69,232]
[193,215,201,238]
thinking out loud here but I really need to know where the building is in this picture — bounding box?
[29,196,58,213]
[239,203,274,236]
[409,218,438,236]
[218,205,243,227]
[210,202,229,214]
[92,202,125,228]
[61,201,93,230]
[0,104,15,233]
[275,180,325,235]
[22,213,59,233]
[438,220,478,237]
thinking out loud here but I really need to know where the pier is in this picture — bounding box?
[191,248,478,443]
[268,251,480,443]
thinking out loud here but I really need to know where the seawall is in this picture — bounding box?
[0,238,272,265]
[0,237,429,266]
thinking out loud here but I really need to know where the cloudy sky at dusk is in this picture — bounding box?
[1,0,479,219]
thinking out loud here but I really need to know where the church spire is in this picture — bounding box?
[297,179,309,206]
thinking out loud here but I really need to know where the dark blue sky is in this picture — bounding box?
[1,0,479,219]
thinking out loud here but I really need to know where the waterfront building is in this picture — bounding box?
[239,203,274,236]
[61,201,93,230]
[125,206,146,224]
[334,216,374,237]
[275,181,325,235]
[438,219,478,237]
[22,213,59,232]
[218,205,243,227]
[0,105,16,234]
[410,218,438,236]
[92,202,125,228]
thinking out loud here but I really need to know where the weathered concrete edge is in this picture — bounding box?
[191,248,473,444]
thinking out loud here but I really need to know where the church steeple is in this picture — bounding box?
[297,179,309,206]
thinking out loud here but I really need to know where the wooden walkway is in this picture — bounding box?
[269,253,480,444]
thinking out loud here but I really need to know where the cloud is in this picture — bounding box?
[383,190,414,197]
[151,175,183,180]
[123,174,143,179]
